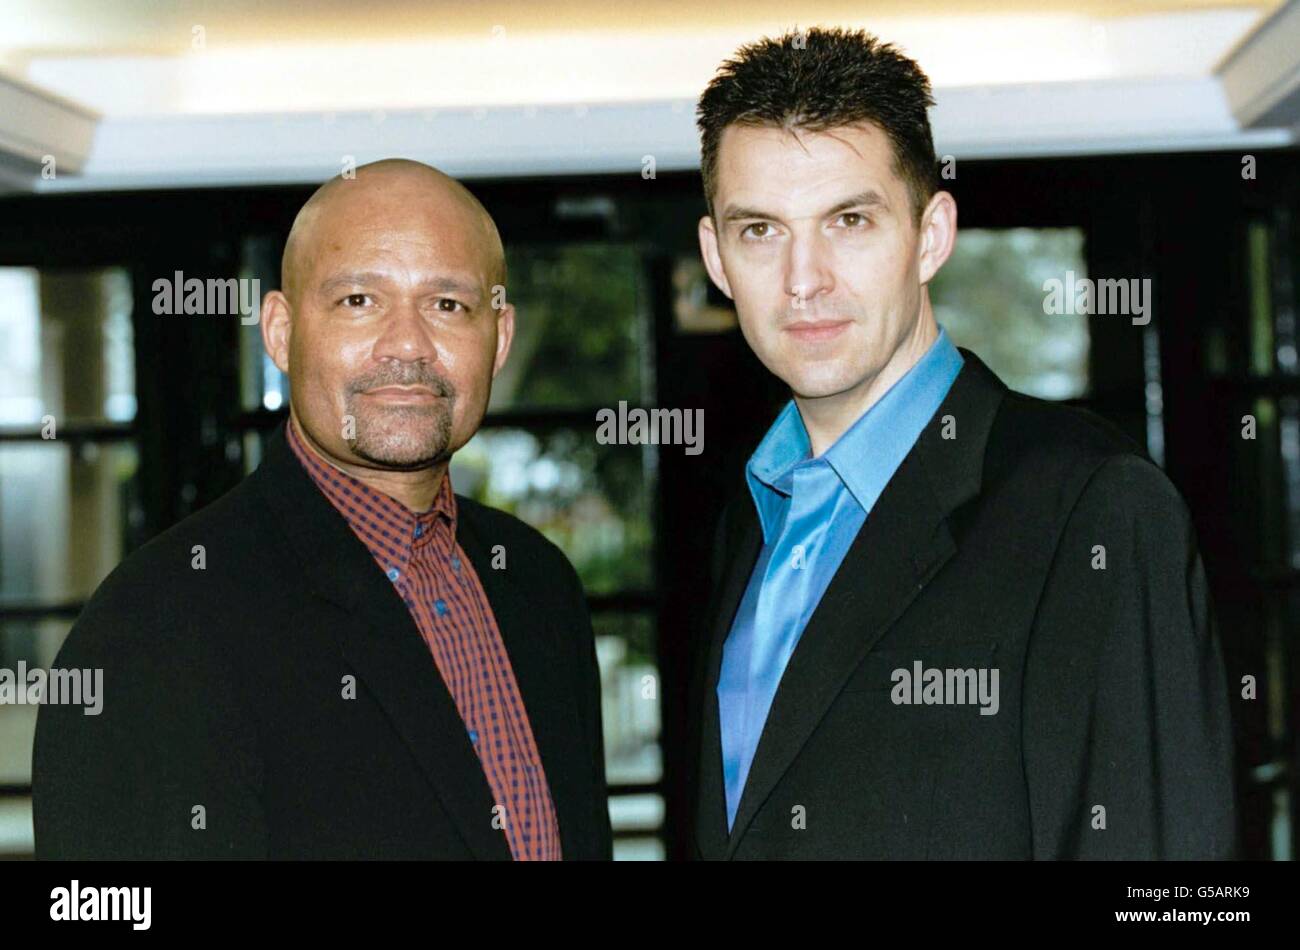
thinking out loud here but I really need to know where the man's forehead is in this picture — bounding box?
[307,216,488,269]
[306,246,486,291]
[716,123,899,198]
[315,188,483,234]
[716,126,900,217]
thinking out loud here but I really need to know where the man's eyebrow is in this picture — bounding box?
[824,190,888,216]
[317,272,387,295]
[316,272,482,295]
[721,190,889,224]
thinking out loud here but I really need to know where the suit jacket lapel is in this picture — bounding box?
[716,351,1007,857]
[252,425,512,860]
[694,506,761,859]
[456,509,591,860]
[332,586,513,859]
[724,450,956,855]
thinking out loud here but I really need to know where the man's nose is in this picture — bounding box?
[783,231,836,308]
[372,299,439,363]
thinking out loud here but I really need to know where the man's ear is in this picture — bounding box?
[491,301,515,378]
[917,191,958,286]
[260,290,293,374]
[698,214,734,300]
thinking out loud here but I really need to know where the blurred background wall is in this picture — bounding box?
[1,0,1298,860]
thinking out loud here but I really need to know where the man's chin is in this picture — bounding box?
[351,425,451,469]
[782,367,868,402]
[347,407,454,469]
[351,440,449,470]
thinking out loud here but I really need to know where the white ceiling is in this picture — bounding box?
[0,1,1278,49]
[0,0,1296,191]
[0,0,1282,115]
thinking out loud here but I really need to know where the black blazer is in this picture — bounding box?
[33,423,612,859]
[689,350,1237,859]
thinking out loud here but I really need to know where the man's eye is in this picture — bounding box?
[436,298,466,313]
[838,212,869,228]
[340,294,372,307]
[742,222,773,240]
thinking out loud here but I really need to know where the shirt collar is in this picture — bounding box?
[745,326,965,541]
[285,415,456,564]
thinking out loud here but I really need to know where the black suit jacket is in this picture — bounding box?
[689,350,1237,859]
[33,423,612,859]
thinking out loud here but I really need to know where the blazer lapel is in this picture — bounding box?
[694,505,761,859]
[331,589,513,859]
[456,509,591,860]
[252,424,512,860]
[721,352,1007,856]
[724,449,957,855]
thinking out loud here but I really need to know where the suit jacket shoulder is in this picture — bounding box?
[456,494,577,576]
[978,387,1193,534]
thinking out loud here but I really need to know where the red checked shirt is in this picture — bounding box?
[287,417,563,860]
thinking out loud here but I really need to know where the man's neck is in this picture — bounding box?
[795,306,940,458]
[290,412,446,514]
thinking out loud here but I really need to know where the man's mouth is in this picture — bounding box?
[362,386,442,404]
[782,319,852,343]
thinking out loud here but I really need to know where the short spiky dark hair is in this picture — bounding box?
[697,27,939,226]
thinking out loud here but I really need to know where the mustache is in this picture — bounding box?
[346,366,457,397]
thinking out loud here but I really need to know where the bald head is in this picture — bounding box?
[281,158,505,304]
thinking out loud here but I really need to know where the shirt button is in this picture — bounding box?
[468,729,479,745]
[414,524,424,538]
[386,567,401,582]
[435,599,448,616]
[451,556,461,572]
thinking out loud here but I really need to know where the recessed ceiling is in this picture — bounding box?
[0,0,1284,116]
[0,0,1294,192]
[0,1,1279,53]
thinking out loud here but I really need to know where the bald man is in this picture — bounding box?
[32,160,613,860]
